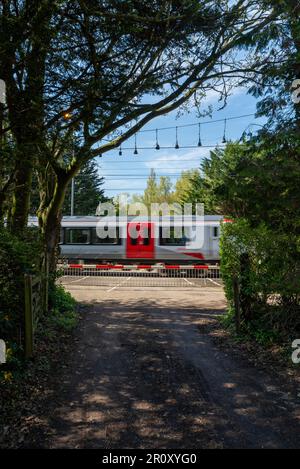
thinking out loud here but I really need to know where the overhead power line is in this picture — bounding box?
[77,175,194,179]
[100,113,258,147]
[97,159,206,163]
[137,113,256,133]
[114,144,226,151]
[103,189,160,191]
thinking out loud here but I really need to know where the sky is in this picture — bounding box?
[95,87,266,197]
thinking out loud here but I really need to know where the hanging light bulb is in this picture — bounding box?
[175,127,180,149]
[119,144,123,156]
[222,118,227,144]
[155,129,160,150]
[198,123,202,147]
[134,134,138,155]
[63,111,72,120]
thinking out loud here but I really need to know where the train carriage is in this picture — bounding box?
[30,215,224,265]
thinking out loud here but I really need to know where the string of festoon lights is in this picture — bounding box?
[68,113,263,193]
[111,113,256,156]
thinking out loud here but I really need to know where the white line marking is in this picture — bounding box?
[67,276,89,284]
[184,278,195,286]
[107,277,131,292]
[207,278,222,287]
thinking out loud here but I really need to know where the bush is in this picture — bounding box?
[49,285,78,331]
[0,227,43,350]
[221,219,300,343]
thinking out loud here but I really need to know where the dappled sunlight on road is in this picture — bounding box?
[43,288,300,449]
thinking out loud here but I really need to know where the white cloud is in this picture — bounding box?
[144,147,211,173]
[200,86,245,106]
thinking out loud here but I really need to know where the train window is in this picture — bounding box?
[59,229,64,245]
[65,228,90,244]
[159,227,187,246]
[213,226,219,238]
[92,228,121,245]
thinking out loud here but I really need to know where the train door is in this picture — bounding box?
[211,225,220,257]
[126,222,155,259]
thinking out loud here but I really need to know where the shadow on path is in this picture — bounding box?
[38,290,300,449]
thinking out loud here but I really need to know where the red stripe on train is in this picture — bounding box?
[177,252,205,260]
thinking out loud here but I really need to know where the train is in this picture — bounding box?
[33,215,225,265]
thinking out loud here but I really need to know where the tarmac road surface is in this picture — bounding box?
[42,286,300,449]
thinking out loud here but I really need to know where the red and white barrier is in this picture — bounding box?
[61,263,214,271]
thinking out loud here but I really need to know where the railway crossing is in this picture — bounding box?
[58,264,222,289]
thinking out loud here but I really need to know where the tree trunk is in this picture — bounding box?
[0,192,6,224]
[44,209,63,275]
[10,151,33,233]
[38,173,70,275]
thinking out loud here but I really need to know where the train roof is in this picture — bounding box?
[62,215,223,221]
[28,215,224,227]
[29,215,223,221]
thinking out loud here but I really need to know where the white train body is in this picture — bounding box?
[49,215,224,265]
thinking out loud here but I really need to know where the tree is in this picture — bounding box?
[187,136,300,225]
[173,169,202,206]
[142,169,159,208]
[132,170,174,208]
[0,140,15,223]
[247,0,300,130]
[0,0,280,270]
[157,176,174,204]
[62,160,107,216]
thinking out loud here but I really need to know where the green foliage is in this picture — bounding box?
[49,285,78,332]
[0,282,77,385]
[0,227,42,349]
[30,159,108,217]
[247,0,300,130]
[173,170,201,206]
[132,169,175,208]
[186,134,300,223]
[62,160,108,216]
[221,219,300,343]
[131,169,202,209]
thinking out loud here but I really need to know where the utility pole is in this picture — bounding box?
[71,177,75,216]
[70,126,75,217]
[63,111,76,217]
[0,79,6,141]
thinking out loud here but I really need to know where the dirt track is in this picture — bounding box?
[44,286,300,449]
